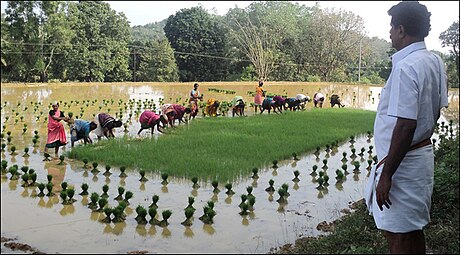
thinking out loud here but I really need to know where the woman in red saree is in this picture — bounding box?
[45,102,69,158]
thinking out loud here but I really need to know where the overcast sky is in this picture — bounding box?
[1,1,458,53]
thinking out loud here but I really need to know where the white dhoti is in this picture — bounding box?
[364,145,434,233]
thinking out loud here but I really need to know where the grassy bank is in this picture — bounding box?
[68,108,376,182]
[275,133,459,254]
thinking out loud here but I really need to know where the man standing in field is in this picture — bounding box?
[365,2,448,254]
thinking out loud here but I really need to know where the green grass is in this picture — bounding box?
[68,108,376,182]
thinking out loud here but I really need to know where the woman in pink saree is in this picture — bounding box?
[45,102,69,157]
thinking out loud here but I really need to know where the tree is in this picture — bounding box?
[440,21,459,87]
[135,39,179,82]
[164,6,229,82]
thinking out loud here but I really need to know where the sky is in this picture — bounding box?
[1,1,458,53]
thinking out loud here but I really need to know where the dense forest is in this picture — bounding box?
[1,1,458,87]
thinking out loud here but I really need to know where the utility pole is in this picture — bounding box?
[133,47,136,82]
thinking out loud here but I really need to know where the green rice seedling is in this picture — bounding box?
[349,135,355,144]
[23,147,29,157]
[276,188,287,204]
[10,145,17,155]
[43,153,51,161]
[135,205,143,222]
[119,166,127,177]
[20,166,29,174]
[292,170,300,182]
[191,176,199,189]
[57,155,65,165]
[88,192,100,210]
[124,190,133,205]
[101,184,109,199]
[311,165,318,176]
[325,144,330,153]
[323,174,330,185]
[112,205,125,223]
[265,179,275,192]
[34,130,38,136]
[159,210,172,227]
[239,194,248,208]
[46,182,54,196]
[353,161,360,173]
[335,169,344,181]
[1,160,7,173]
[61,181,68,191]
[359,147,366,156]
[1,143,6,152]
[114,186,125,201]
[117,201,128,220]
[22,126,27,133]
[246,186,254,200]
[47,174,53,183]
[372,155,378,164]
[251,168,259,179]
[292,152,299,161]
[79,183,89,196]
[37,183,46,197]
[91,162,99,174]
[66,188,76,204]
[367,159,373,170]
[6,131,11,137]
[272,160,278,168]
[368,145,374,154]
[148,207,160,225]
[135,205,148,225]
[341,164,349,174]
[139,169,148,182]
[322,159,328,169]
[341,152,347,162]
[60,190,68,204]
[199,205,215,224]
[225,183,235,195]
[239,202,250,216]
[20,173,29,187]
[316,176,325,190]
[82,158,89,168]
[248,196,256,211]
[350,148,357,158]
[103,165,112,177]
[97,197,108,212]
[29,172,37,186]
[185,196,195,211]
[281,183,290,197]
[161,173,168,185]
[211,180,220,193]
[101,207,113,223]
[8,166,19,180]
[32,138,38,147]
[181,207,195,226]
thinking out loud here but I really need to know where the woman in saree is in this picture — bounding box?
[45,101,69,158]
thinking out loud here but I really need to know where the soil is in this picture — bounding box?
[1,236,44,254]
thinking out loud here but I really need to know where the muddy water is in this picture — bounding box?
[1,82,458,253]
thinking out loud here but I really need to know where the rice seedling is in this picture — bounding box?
[1,160,7,174]
[239,202,250,216]
[57,155,65,165]
[368,145,374,154]
[88,192,100,210]
[248,196,256,211]
[101,207,113,223]
[1,143,6,152]
[148,207,160,225]
[46,182,54,196]
[341,164,349,175]
[341,152,348,162]
[23,147,30,157]
[181,207,195,226]
[135,205,148,225]
[185,196,195,211]
[37,183,46,197]
[276,188,287,204]
[112,205,125,223]
[8,166,19,180]
[353,161,360,173]
[272,160,279,169]
[191,176,199,189]
[114,186,125,201]
[61,181,68,191]
[119,166,127,177]
[66,188,76,204]
[43,153,51,161]
[139,170,148,182]
[211,180,220,193]
[335,169,344,181]
[322,159,328,169]
[47,174,53,183]
[281,183,290,197]
[32,138,38,147]
[292,170,300,182]
[10,145,17,155]
[350,148,357,159]
[101,184,109,199]
[265,179,275,192]
[292,152,299,160]
[246,186,255,200]
[251,168,259,179]
[20,173,29,187]
[60,190,68,204]
[225,183,235,195]
[199,203,215,224]
[323,174,330,186]
[97,197,108,212]
[79,183,89,196]
[239,194,248,208]
[82,158,89,168]
[316,176,324,190]
[159,210,173,227]
[161,173,168,185]
[311,165,318,176]
[20,166,29,174]
[91,162,99,174]
[124,190,133,205]
[367,159,373,170]
[103,165,112,177]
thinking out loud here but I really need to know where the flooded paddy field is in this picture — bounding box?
[1,82,458,253]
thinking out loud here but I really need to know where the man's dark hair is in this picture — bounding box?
[388,1,431,38]
[89,122,97,130]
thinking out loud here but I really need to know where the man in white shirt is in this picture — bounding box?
[365,2,448,253]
